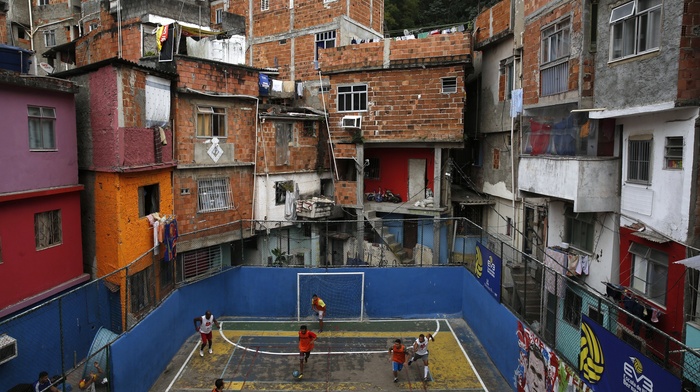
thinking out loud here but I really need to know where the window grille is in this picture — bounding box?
[35,210,62,249]
[664,136,683,169]
[181,245,222,280]
[628,138,651,184]
[442,77,457,94]
[197,178,233,212]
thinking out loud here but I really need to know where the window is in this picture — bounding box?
[563,287,582,326]
[664,136,683,169]
[275,123,293,165]
[43,29,56,47]
[456,205,483,236]
[564,206,594,252]
[138,184,160,217]
[88,22,99,32]
[275,181,293,205]
[196,106,226,137]
[302,121,317,137]
[38,0,49,5]
[442,77,457,94]
[364,157,380,179]
[629,242,668,305]
[610,0,661,61]
[181,245,222,280]
[540,18,570,96]
[627,137,651,184]
[129,266,154,314]
[215,9,223,24]
[28,106,56,150]
[261,0,269,11]
[315,30,336,61]
[493,148,500,169]
[197,178,233,212]
[337,84,368,112]
[35,210,62,250]
[500,58,514,100]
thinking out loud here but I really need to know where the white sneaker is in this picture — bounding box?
[199,350,204,357]
[209,348,213,354]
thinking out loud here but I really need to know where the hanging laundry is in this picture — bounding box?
[566,254,579,276]
[510,89,523,118]
[282,80,295,93]
[528,119,552,155]
[259,73,270,96]
[605,282,624,301]
[544,247,567,298]
[164,219,178,262]
[272,79,283,92]
[296,82,303,97]
[576,254,590,275]
[153,220,160,256]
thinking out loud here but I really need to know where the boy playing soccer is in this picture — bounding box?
[311,294,326,332]
[408,333,435,381]
[389,339,407,382]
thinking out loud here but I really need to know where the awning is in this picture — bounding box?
[674,255,700,270]
[451,186,495,206]
[632,230,669,243]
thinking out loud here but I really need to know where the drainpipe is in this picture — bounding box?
[27,0,34,74]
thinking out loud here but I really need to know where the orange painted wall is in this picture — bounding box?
[93,169,173,277]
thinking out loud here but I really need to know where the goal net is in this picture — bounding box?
[297,272,365,321]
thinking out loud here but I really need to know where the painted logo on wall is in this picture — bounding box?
[475,242,501,302]
[579,315,680,391]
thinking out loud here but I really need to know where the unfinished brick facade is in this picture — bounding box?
[474,0,511,46]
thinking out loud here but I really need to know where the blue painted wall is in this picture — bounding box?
[462,268,519,388]
[0,281,115,390]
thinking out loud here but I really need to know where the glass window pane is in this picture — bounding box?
[42,120,55,148]
[610,2,635,23]
[638,0,661,12]
[648,262,667,304]
[632,257,648,293]
[28,106,41,116]
[29,119,41,148]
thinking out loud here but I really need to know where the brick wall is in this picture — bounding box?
[335,180,357,206]
[320,32,471,73]
[326,65,466,143]
[474,0,511,46]
[255,120,323,174]
[521,0,581,105]
[333,143,357,159]
[0,7,6,45]
[678,0,700,102]
[174,56,259,96]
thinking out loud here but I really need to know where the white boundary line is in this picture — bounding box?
[165,340,201,392]
[216,319,441,356]
[445,318,489,392]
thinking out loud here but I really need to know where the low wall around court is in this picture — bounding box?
[110,266,519,391]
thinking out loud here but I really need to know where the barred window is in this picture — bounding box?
[563,287,582,326]
[261,0,269,11]
[35,210,62,250]
[197,178,233,212]
[442,77,457,94]
[664,136,683,170]
[129,266,155,314]
[628,138,651,184]
[315,30,336,61]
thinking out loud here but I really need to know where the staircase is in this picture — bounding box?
[509,262,542,325]
[364,210,414,265]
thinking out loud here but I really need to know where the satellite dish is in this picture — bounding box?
[39,62,54,74]
[403,29,410,36]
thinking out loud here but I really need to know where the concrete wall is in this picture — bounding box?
[594,0,684,109]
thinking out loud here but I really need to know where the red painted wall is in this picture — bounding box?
[364,148,434,201]
[619,227,686,342]
[0,191,84,311]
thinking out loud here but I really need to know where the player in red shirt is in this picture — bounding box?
[389,339,407,382]
[297,325,317,379]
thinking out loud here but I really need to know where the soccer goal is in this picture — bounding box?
[297,272,365,321]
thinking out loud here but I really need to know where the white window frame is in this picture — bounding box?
[216,9,223,24]
[441,77,457,94]
[43,29,56,47]
[197,178,233,213]
[629,242,668,306]
[664,136,683,170]
[540,18,570,96]
[315,30,336,61]
[261,0,269,11]
[609,0,662,61]
[35,210,62,250]
[337,84,368,112]
[627,136,652,184]
[196,106,226,138]
[28,106,57,150]
[38,0,49,5]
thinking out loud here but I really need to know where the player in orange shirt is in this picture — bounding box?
[389,339,407,382]
[311,294,326,332]
[297,325,317,379]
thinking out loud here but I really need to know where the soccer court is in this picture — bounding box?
[165,319,487,391]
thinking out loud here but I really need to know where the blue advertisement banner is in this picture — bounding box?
[579,315,681,392]
[475,242,501,302]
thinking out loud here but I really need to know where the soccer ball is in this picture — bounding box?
[292,370,300,378]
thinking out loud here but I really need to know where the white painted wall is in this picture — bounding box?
[619,107,698,242]
[254,172,323,222]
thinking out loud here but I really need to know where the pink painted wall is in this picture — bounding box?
[0,86,78,193]
[0,191,84,311]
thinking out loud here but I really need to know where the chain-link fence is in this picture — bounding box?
[3,215,700,390]
[456,217,700,388]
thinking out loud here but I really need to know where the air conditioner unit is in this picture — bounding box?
[0,334,17,365]
[341,116,362,129]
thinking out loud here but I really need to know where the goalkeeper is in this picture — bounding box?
[311,294,326,332]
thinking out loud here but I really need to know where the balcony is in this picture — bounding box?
[518,155,620,212]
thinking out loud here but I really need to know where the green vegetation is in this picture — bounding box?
[384,0,502,34]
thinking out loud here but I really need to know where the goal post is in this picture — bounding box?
[297,272,365,321]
